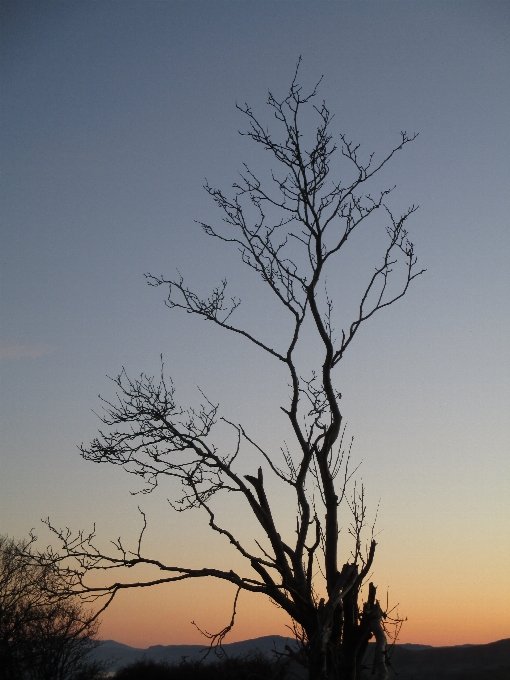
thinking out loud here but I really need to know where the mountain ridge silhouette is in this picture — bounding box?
[91,634,510,677]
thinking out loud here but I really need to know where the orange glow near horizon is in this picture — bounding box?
[97,580,291,649]
[96,575,510,649]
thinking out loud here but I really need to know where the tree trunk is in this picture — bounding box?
[305,628,368,680]
[369,601,388,680]
[303,582,386,680]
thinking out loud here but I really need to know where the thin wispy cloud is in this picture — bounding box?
[0,345,54,361]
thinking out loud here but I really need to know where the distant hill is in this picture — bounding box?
[92,635,510,678]
[383,638,510,679]
[92,635,297,671]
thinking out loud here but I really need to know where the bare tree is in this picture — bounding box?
[0,535,105,680]
[37,65,423,680]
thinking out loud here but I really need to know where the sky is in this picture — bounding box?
[1,0,509,649]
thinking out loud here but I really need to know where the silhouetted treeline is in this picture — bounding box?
[110,641,510,680]
[112,656,510,680]
[113,654,294,680]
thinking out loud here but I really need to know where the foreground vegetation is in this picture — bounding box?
[113,655,294,680]
[110,653,510,680]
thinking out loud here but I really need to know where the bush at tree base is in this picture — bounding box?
[113,654,293,680]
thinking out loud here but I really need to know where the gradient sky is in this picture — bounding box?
[1,1,509,648]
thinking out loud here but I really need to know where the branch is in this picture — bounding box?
[192,586,242,657]
[146,273,287,362]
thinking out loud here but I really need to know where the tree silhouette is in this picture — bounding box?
[38,64,423,680]
[0,534,105,680]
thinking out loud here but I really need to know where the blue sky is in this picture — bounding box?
[1,1,509,645]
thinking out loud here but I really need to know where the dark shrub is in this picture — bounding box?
[114,653,290,679]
